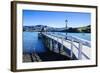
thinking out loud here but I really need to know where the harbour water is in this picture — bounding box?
[23,32,91,54]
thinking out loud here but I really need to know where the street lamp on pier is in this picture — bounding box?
[65,19,68,35]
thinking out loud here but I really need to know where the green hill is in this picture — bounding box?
[76,25,91,33]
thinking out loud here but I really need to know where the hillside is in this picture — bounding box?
[23,25,91,33]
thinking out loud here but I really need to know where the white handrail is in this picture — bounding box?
[41,32,90,59]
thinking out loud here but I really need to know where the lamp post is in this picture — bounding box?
[65,19,68,36]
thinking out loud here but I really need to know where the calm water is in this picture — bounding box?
[23,32,47,53]
[23,32,91,53]
[60,32,91,41]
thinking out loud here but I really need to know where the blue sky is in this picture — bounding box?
[23,10,91,28]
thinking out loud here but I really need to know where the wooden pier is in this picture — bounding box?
[23,32,91,62]
[40,32,91,60]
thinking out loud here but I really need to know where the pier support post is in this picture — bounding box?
[55,41,59,53]
[50,39,53,51]
[58,43,61,54]
[47,38,49,48]
[53,41,56,53]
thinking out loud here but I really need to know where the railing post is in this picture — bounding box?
[60,37,64,53]
[70,37,73,59]
[78,42,82,60]
[53,40,55,52]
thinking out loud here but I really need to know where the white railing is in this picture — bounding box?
[47,32,91,47]
[41,32,91,60]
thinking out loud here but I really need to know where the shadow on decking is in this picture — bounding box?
[37,51,71,61]
[23,50,72,62]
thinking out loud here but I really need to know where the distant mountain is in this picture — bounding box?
[23,25,91,33]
